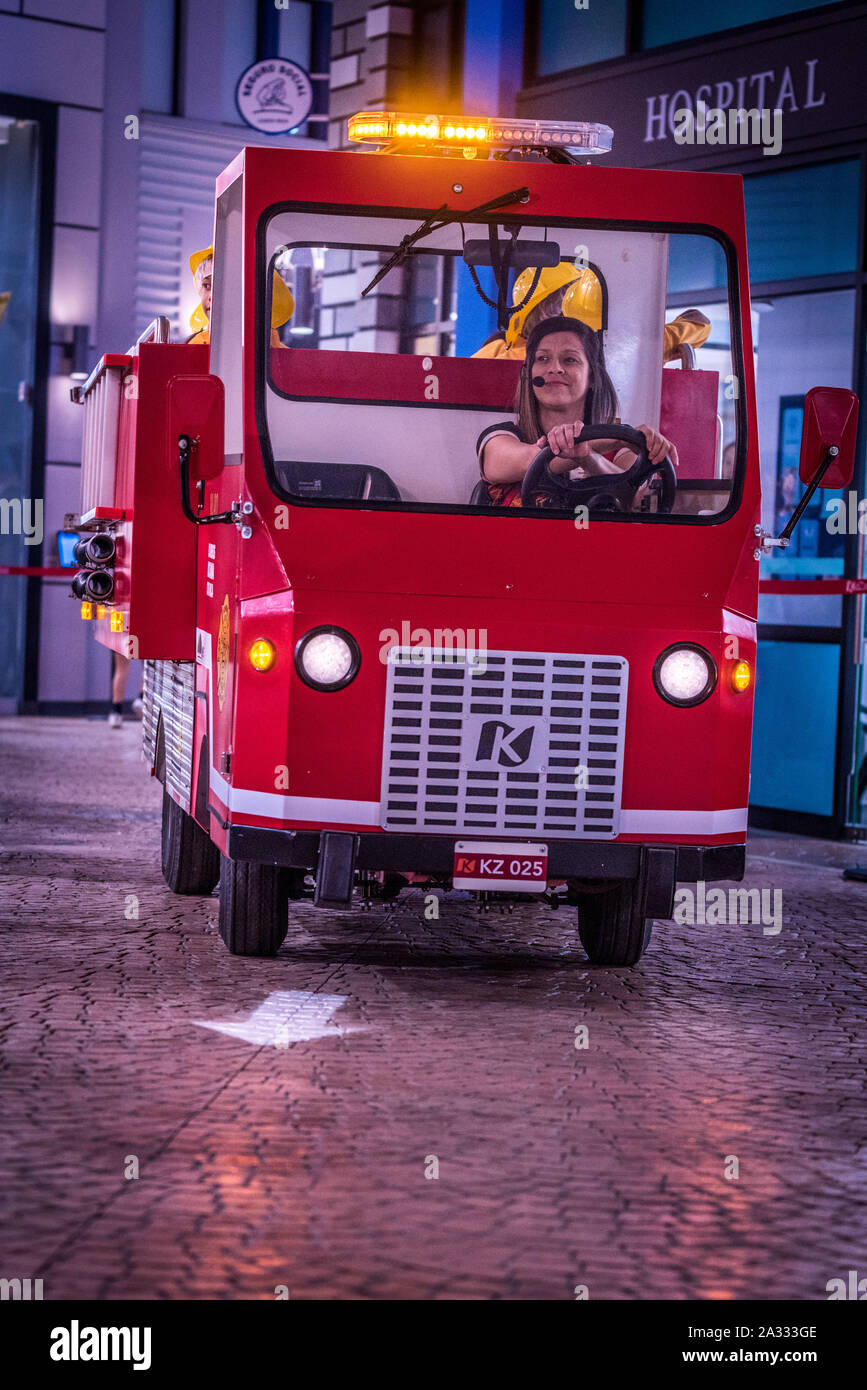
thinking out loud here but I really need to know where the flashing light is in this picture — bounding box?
[732,659,752,692]
[81,601,93,620]
[249,638,276,672]
[348,111,612,155]
[110,610,123,633]
[97,605,106,620]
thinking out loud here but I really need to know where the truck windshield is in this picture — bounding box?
[258,206,745,521]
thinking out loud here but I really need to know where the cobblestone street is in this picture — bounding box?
[1,716,865,1301]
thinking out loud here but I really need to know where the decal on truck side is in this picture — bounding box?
[217,595,230,710]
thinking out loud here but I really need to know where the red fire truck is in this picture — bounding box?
[68,112,858,965]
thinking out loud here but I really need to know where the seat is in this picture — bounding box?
[275,459,401,501]
[659,365,721,480]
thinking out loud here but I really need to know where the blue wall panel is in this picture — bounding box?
[750,640,839,815]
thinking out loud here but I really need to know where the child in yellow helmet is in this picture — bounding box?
[186,246,295,347]
[472,259,709,363]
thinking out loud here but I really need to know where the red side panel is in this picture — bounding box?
[269,346,522,409]
[659,368,720,480]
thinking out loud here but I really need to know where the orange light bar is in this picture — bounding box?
[110,610,124,633]
[348,111,612,154]
[80,601,93,620]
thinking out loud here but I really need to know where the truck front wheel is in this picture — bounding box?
[575,880,653,966]
[160,789,220,895]
[218,856,289,956]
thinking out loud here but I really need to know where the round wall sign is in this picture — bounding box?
[235,59,313,135]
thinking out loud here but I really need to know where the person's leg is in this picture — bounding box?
[109,652,129,728]
[128,659,143,719]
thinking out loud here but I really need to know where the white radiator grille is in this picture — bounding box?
[79,365,124,515]
[381,648,628,839]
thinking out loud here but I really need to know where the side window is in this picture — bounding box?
[210,175,243,460]
[662,236,740,516]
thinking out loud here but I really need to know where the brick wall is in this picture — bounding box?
[318,246,404,354]
[323,5,418,349]
[328,2,414,150]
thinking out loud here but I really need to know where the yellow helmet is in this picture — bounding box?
[506,261,582,346]
[505,260,604,345]
[561,266,603,334]
[188,244,295,332]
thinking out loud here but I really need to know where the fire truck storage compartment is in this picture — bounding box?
[76,342,210,660]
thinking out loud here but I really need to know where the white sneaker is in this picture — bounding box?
[131,697,144,719]
[108,712,123,729]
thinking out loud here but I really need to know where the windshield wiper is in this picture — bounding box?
[359,186,530,298]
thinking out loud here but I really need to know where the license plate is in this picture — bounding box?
[453,841,548,893]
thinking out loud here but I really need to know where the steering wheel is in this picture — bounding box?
[520,423,677,514]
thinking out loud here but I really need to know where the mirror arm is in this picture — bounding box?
[779,445,839,543]
[178,434,237,526]
[754,445,840,558]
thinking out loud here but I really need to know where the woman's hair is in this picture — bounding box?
[521,286,567,339]
[514,315,618,443]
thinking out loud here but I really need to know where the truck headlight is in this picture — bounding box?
[294,626,360,691]
[653,643,717,707]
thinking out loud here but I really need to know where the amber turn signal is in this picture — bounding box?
[249,638,276,672]
[732,659,752,692]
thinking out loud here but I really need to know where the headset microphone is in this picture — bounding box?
[531,375,546,387]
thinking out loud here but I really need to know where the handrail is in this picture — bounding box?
[71,317,172,404]
[672,343,696,370]
[126,315,171,355]
[70,353,131,404]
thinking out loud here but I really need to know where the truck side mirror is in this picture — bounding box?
[168,374,239,527]
[798,386,859,490]
[758,386,860,557]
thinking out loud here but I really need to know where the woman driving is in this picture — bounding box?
[476,315,678,508]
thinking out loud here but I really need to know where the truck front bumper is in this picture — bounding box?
[226,825,745,885]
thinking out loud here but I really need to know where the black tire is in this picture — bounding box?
[576,880,653,966]
[161,788,220,895]
[218,855,289,956]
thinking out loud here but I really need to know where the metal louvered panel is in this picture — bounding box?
[79,365,123,514]
[142,659,195,813]
[381,648,628,839]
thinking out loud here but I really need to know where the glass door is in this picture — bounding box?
[750,288,856,825]
[0,114,40,707]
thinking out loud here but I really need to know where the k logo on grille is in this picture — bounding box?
[474,719,535,767]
